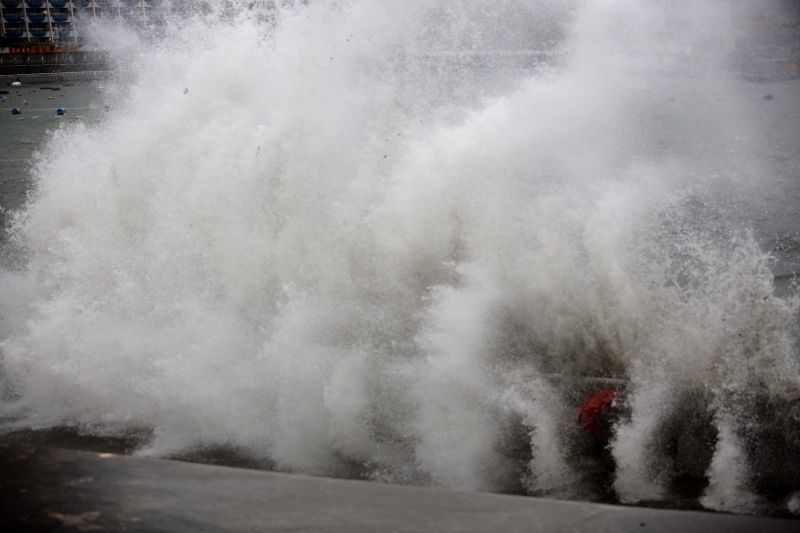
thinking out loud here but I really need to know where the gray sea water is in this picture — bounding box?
[0,82,103,240]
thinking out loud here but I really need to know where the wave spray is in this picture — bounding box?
[1,0,799,514]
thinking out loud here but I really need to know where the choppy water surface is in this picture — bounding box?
[1,0,800,517]
[0,83,103,238]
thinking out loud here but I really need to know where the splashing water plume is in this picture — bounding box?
[1,0,799,515]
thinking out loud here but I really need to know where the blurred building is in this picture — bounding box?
[0,1,285,52]
[0,0,797,80]
[1,1,182,51]
[733,0,800,80]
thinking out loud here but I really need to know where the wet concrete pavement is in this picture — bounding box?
[0,443,797,532]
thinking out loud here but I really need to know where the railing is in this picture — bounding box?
[0,69,110,81]
[0,50,107,64]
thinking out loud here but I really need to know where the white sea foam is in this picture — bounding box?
[701,415,759,513]
[1,0,798,513]
[789,492,800,515]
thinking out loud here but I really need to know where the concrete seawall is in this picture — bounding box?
[0,444,797,532]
